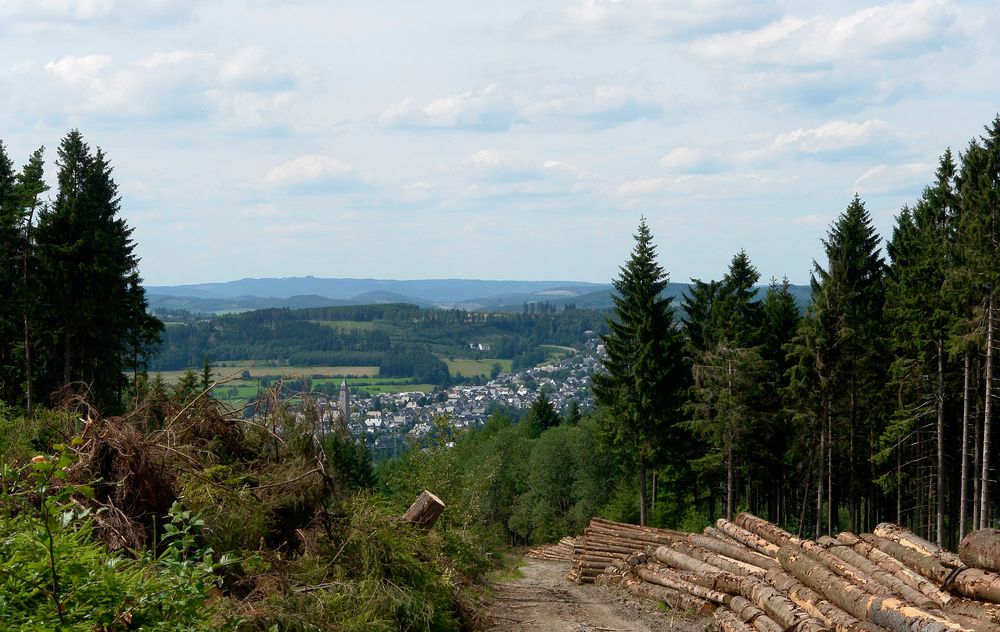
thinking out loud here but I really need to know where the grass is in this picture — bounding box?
[440,357,512,378]
[156,364,380,384]
[308,320,379,331]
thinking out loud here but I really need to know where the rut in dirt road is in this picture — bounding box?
[484,557,709,632]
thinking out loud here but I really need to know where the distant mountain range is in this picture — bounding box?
[145,276,811,314]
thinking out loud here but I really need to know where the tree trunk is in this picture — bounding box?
[962,352,972,541]
[63,331,71,390]
[728,444,735,521]
[639,458,648,527]
[938,339,946,548]
[828,413,835,536]
[818,411,827,540]
[977,392,984,532]
[22,209,33,419]
[983,293,994,530]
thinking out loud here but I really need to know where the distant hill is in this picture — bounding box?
[145,276,811,314]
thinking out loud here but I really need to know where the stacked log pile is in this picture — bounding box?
[525,536,580,561]
[575,512,1000,632]
[566,516,686,583]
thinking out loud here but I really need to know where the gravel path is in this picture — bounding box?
[483,557,711,632]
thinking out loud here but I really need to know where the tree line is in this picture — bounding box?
[593,115,1000,548]
[0,132,160,416]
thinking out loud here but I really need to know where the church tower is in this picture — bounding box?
[338,379,350,433]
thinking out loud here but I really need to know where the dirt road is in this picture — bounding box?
[483,557,710,632]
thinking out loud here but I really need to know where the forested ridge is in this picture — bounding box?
[150,303,609,378]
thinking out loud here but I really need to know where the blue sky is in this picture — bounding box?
[1,0,997,286]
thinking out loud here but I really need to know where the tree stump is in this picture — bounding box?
[402,490,445,529]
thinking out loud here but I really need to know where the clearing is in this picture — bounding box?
[484,557,709,632]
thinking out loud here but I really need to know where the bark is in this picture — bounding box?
[959,530,1000,572]
[735,512,800,548]
[819,410,827,540]
[639,458,648,527]
[22,209,33,419]
[401,490,445,529]
[620,574,715,615]
[864,534,1000,605]
[964,354,973,542]
[874,523,962,567]
[766,566,886,632]
[667,542,767,577]
[728,597,786,632]
[819,535,939,609]
[778,544,966,632]
[939,340,946,548]
[715,518,781,557]
[715,607,757,632]
[983,294,994,530]
[688,533,781,571]
[635,565,730,604]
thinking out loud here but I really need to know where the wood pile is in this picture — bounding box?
[566,516,687,583]
[525,536,580,561]
[573,512,1000,632]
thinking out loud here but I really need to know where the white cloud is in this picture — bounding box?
[617,177,665,196]
[513,0,780,42]
[381,84,516,131]
[0,0,195,29]
[264,155,362,188]
[690,0,968,67]
[854,162,932,194]
[658,146,720,173]
[770,119,895,155]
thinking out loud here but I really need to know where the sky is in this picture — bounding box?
[0,0,998,287]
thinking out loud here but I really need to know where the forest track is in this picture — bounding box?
[483,557,710,632]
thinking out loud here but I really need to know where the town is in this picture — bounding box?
[295,339,605,457]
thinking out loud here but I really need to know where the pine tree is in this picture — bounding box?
[527,390,560,436]
[592,218,686,525]
[0,141,18,403]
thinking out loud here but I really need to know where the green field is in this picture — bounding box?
[440,357,512,377]
[308,320,379,331]
[156,363,380,384]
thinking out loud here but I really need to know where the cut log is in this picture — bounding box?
[671,541,768,577]
[715,607,757,632]
[735,512,800,548]
[819,535,938,608]
[839,533,950,606]
[689,533,782,572]
[960,530,1000,573]
[737,574,828,632]
[717,518,782,557]
[728,597,785,632]
[875,523,963,568]
[620,574,715,615]
[778,544,967,632]
[766,566,885,632]
[401,490,445,529]
[635,564,731,604]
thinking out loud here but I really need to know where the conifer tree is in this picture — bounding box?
[33,131,161,413]
[791,196,886,536]
[593,218,686,525]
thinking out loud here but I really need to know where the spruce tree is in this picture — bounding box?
[33,131,162,413]
[592,218,686,526]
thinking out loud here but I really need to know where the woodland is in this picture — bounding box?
[0,115,998,629]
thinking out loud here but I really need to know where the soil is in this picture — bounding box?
[483,557,712,632]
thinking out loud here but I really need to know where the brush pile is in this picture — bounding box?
[568,513,1000,632]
